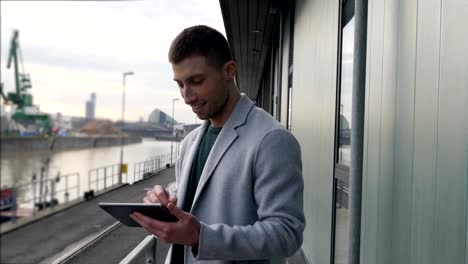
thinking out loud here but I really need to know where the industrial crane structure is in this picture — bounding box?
[1,29,52,136]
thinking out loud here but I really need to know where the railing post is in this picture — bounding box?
[88,170,92,193]
[50,179,56,209]
[145,236,157,264]
[12,187,17,222]
[77,173,80,201]
[32,173,37,215]
[65,174,69,203]
[104,167,107,189]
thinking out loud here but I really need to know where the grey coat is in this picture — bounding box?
[167,95,305,264]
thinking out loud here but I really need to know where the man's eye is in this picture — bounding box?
[176,82,183,88]
[192,79,204,85]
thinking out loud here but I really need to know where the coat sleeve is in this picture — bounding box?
[195,129,305,261]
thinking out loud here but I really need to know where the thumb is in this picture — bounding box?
[168,196,177,205]
[167,203,188,221]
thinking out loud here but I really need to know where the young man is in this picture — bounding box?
[130,25,305,264]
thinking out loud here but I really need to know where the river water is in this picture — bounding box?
[0,138,177,205]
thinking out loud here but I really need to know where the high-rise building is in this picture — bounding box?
[85,93,96,119]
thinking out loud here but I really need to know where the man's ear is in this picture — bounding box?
[223,61,236,81]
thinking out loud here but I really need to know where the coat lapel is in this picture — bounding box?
[190,95,254,211]
[176,122,208,209]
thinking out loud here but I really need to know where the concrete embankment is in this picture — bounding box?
[0,136,142,152]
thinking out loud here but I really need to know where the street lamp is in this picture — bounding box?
[119,71,134,184]
[170,98,179,165]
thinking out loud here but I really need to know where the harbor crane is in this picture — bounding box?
[0,29,52,136]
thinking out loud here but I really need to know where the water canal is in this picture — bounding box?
[1,138,177,206]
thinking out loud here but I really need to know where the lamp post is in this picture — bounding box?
[170,98,179,165]
[119,71,134,184]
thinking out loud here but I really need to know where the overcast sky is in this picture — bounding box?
[0,0,226,124]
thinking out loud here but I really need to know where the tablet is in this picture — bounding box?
[99,202,178,227]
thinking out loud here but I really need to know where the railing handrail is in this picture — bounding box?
[13,172,80,206]
[88,163,120,192]
[119,235,157,264]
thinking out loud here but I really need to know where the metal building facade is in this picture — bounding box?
[219,0,468,263]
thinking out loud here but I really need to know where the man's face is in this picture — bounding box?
[172,55,230,121]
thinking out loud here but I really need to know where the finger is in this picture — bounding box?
[132,212,167,230]
[130,213,146,227]
[167,203,188,221]
[130,214,165,239]
[143,197,151,203]
[154,186,169,205]
[148,192,160,203]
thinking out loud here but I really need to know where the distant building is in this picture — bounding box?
[85,93,96,119]
[148,109,177,129]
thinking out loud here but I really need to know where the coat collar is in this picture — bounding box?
[178,94,254,211]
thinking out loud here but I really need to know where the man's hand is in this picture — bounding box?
[130,203,200,247]
[144,185,177,206]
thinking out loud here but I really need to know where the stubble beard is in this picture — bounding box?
[205,83,231,122]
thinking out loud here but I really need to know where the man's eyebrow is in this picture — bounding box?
[173,74,205,82]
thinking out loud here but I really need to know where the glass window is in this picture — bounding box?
[333,14,355,264]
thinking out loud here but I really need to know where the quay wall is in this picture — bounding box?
[0,136,142,153]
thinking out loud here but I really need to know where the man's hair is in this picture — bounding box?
[168,25,232,68]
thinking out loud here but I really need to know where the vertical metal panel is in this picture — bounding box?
[435,1,468,263]
[280,13,291,127]
[253,0,273,97]
[410,0,441,263]
[238,0,249,91]
[391,0,418,263]
[262,51,272,112]
[376,0,398,262]
[273,44,280,119]
[361,0,382,262]
[226,0,243,91]
[291,0,339,263]
[247,0,258,92]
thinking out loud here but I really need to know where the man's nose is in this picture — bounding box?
[182,85,196,104]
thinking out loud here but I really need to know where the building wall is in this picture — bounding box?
[291,0,340,263]
[237,0,467,263]
[361,1,468,264]
[280,12,291,128]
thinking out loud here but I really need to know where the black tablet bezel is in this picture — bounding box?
[99,202,178,227]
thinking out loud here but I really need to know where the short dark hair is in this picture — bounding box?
[168,25,232,68]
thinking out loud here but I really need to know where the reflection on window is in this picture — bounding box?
[333,16,354,264]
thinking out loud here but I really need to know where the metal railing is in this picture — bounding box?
[88,164,120,192]
[120,235,157,264]
[133,155,163,183]
[1,151,179,225]
[2,172,80,219]
[335,178,349,209]
[19,172,80,208]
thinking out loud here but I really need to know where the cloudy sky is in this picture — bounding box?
[0,0,225,124]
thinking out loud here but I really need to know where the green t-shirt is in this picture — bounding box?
[172,126,222,264]
[182,125,222,212]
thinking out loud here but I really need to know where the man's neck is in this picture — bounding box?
[209,86,241,128]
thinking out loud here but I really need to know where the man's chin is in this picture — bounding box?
[195,113,209,120]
